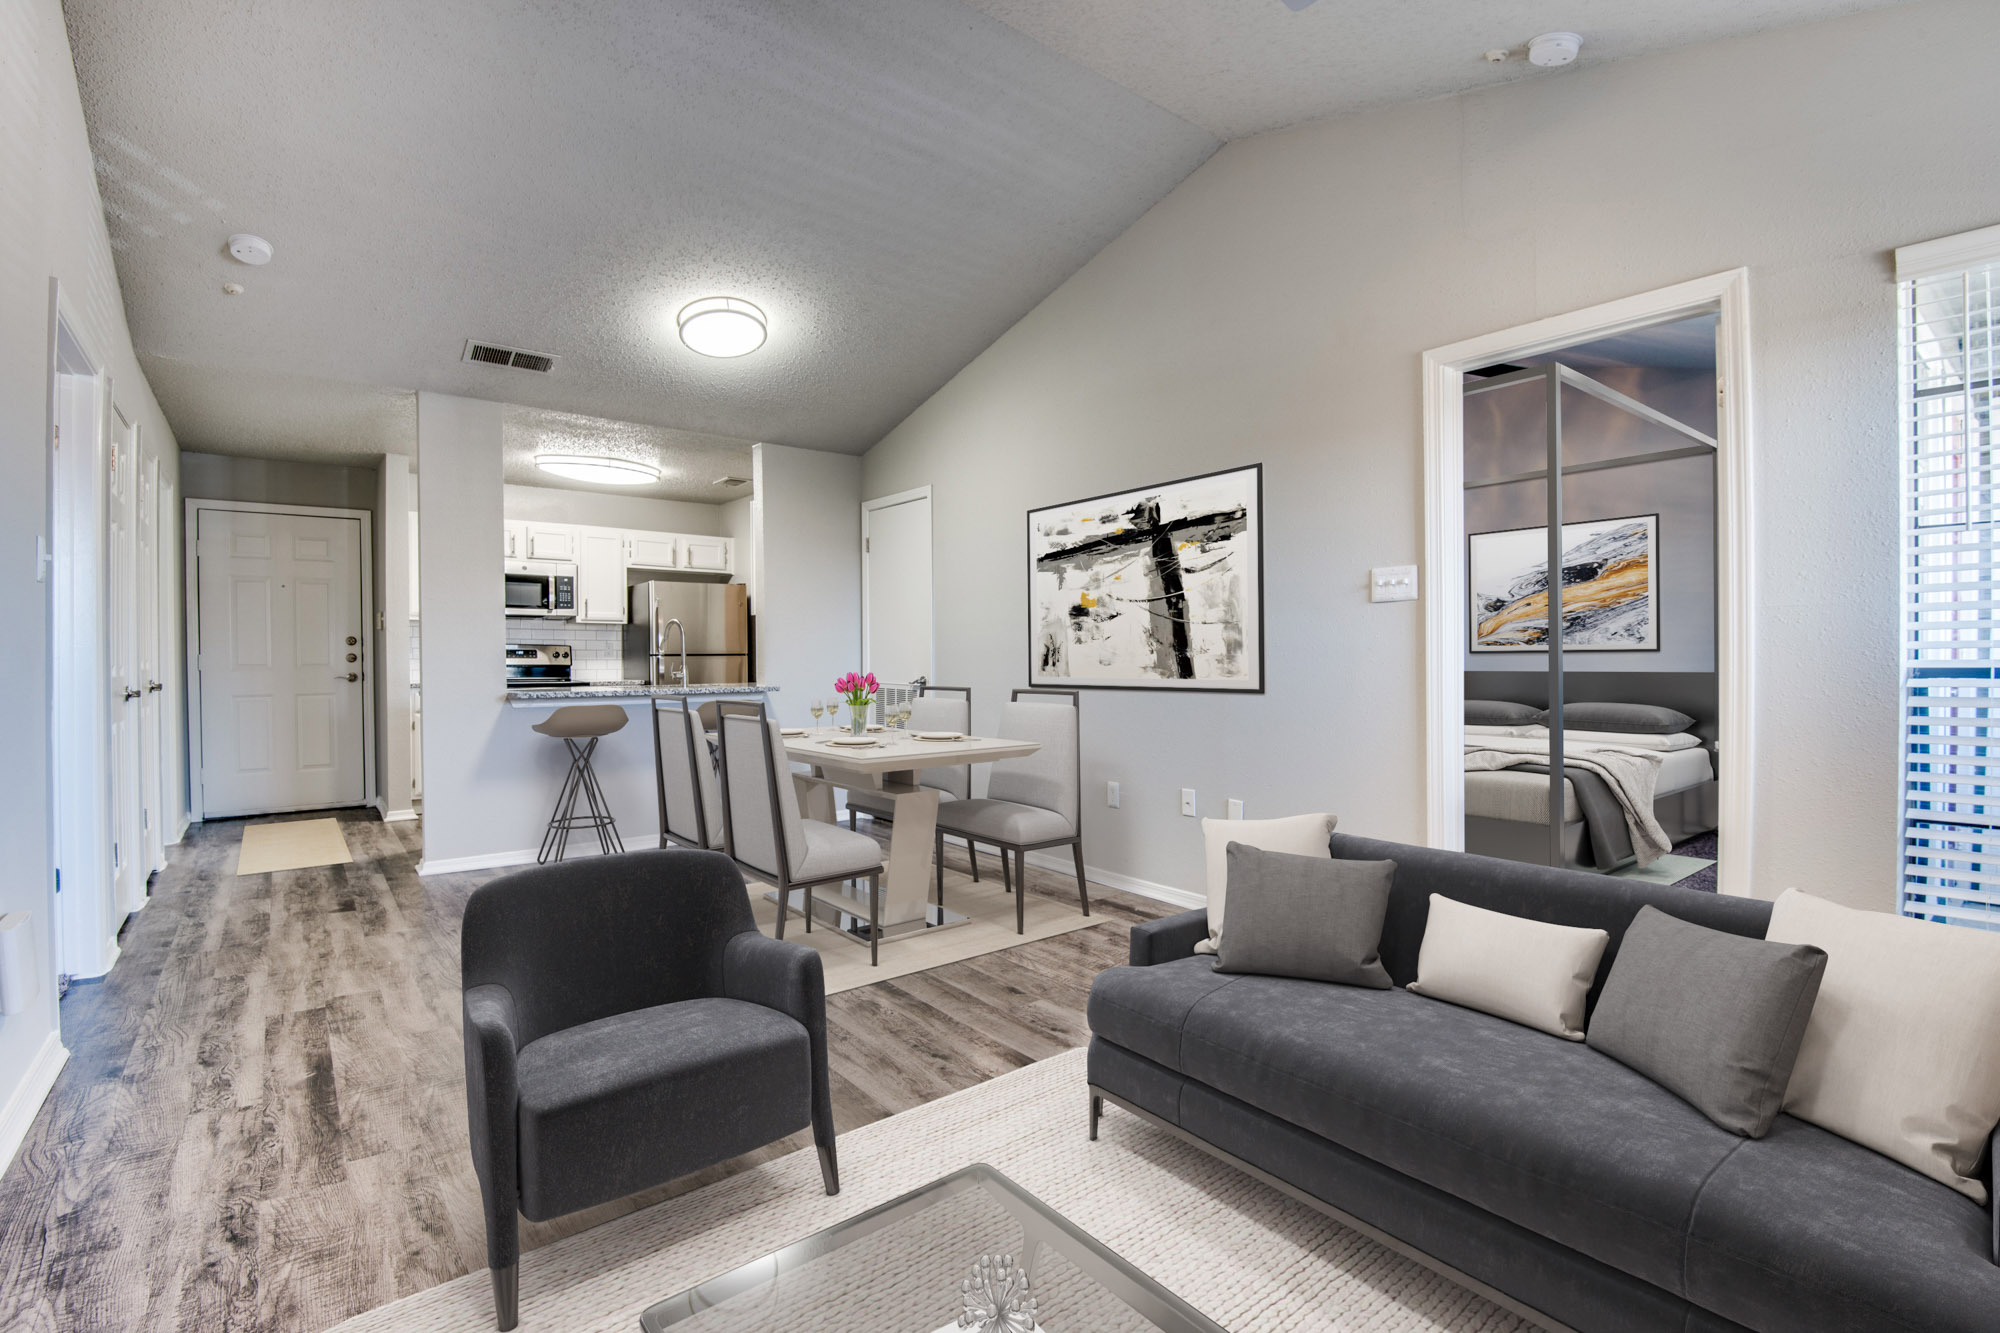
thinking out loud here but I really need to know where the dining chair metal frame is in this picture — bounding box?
[934,687,1089,934]
[845,683,982,884]
[652,698,714,851]
[716,700,888,965]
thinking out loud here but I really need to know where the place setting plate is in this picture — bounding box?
[913,731,969,742]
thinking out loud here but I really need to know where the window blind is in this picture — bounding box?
[1901,249,2000,930]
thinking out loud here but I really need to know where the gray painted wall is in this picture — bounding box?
[0,0,183,1155]
[861,0,2000,914]
[753,443,861,728]
[501,483,729,535]
[180,451,378,513]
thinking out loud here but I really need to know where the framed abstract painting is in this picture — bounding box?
[1469,513,1658,652]
[1027,464,1264,692]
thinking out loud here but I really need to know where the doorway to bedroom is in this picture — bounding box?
[1423,273,1753,896]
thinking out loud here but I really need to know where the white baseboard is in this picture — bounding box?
[1019,849,1203,911]
[0,1031,67,1178]
[417,832,662,877]
[381,807,419,824]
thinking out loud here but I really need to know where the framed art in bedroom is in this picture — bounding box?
[1026,464,1264,692]
[1469,513,1659,653]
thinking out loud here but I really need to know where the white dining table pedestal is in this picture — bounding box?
[763,732,1041,947]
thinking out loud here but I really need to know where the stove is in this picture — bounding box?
[505,642,573,690]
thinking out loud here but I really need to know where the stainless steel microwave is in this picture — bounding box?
[504,560,576,617]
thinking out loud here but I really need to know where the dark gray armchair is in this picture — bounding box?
[461,849,837,1330]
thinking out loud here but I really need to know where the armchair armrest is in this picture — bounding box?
[463,984,523,1270]
[1129,908,1209,966]
[722,931,833,1147]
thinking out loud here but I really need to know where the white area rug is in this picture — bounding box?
[330,1048,1526,1333]
[747,865,1100,996]
[234,817,353,875]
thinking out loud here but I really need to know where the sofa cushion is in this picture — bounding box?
[1176,976,1739,1293]
[1213,844,1392,987]
[1685,1114,2000,1333]
[1086,956,1237,1073]
[516,997,810,1220]
[1407,893,1607,1039]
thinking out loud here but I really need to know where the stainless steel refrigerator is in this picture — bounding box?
[625,582,750,685]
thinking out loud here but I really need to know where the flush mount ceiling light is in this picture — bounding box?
[535,454,661,486]
[677,297,767,358]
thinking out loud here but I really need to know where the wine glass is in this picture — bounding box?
[828,695,846,732]
[809,698,824,731]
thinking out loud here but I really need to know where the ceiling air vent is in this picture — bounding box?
[463,339,559,373]
[713,476,751,488]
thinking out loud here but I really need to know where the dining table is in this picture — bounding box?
[775,727,1041,943]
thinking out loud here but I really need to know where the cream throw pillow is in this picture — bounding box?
[1408,894,1608,1040]
[1195,813,1338,954]
[1767,888,2000,1202]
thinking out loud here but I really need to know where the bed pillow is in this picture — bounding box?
[1767,888,2000,1202]
[1195,812,1338,954]
[1465,723,1543,738]
[1560,702,1695,735]
[1538,728,1703,751]
[1213,844,1393,988]
[1408,895,1609,1040]
[1587,907,1826,1137]
[1466,699,1545,726]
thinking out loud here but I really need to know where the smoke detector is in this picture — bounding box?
[1528,32,1582,67]
[227,233,273,265]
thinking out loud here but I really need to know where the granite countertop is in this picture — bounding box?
[504,682,779,704]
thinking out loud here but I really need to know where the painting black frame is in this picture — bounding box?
[1467,511,1661,654]
[1025,463,1266,694]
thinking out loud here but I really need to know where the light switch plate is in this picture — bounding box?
[1370,564,1419,603]
[1106,780,1121,809]
[1227,798,1245,820]
[1180,788,1197,817]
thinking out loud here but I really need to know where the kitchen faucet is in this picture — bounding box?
[659,617,688,686]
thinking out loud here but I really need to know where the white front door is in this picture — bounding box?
[108,412,143,918]
[136,451,164,880]
[863,490,934,683]
[196,508,367,816]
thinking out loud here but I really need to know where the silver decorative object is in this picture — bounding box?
[957,1253,1037,1332]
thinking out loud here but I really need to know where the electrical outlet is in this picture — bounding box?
[1106,780,1121,809]
[1181,788,1197,818]
[1227,798,1245,820]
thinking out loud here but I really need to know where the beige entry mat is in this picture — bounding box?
[235,817,354,875]
[746,859,1101,995]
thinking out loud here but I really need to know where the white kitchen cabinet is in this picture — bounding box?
[626,531,678,569]
[680,534,733,573]
[525,523,579,562]
[575,526,628,623]
[502,520,527,560]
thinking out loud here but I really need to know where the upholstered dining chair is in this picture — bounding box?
[654,698,723,849]
[843,685,982,881]
[932,688,1088,933]
[716,701,889,963]
[460,850,837,1331]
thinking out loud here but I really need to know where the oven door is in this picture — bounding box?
[505,569,554,614]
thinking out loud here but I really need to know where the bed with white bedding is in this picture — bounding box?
[1464,724,1718,873]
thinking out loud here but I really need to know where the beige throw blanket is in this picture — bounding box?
[1464,734,1672,866]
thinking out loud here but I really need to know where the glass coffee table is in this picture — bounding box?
[639,1163,1226,1332]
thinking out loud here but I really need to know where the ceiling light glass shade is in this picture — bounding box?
[535,454,661,486]
[678,297,767,358]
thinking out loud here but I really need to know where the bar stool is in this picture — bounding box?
[533,705,629,863]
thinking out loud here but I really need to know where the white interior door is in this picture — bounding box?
[108,411,142,919]
[196,508,367,816]
[863,490,934,683]
[137,452,164,877]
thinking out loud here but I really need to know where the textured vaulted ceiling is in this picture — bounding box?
[65,0,1904,472]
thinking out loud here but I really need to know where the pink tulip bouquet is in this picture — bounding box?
[835,671,879,705]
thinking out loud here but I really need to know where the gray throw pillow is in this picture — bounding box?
[1467,699,1545,726]
[1560,701,1696,735]
[1213,844,1393,988]
[1587,906,1826,1137]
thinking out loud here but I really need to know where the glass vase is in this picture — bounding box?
[850,702,870,735]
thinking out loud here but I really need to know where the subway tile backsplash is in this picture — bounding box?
[504,618,632,681]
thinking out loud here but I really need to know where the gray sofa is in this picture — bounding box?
[1086,832,2000,1333]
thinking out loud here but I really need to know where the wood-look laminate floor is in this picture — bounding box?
[0,809,1164,1333]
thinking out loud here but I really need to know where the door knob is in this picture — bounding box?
[340,672,359,682]
[122,687,142,701]
[146,681,162,693]
[346,653,358,663]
